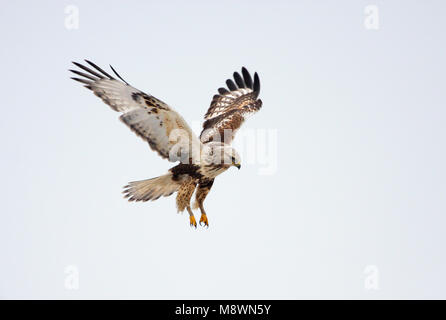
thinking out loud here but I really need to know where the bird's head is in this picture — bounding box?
[204,143,241,169]
[227,147,241,170]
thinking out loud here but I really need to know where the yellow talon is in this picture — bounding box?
[189,215,197,228]
[199,214,209,227]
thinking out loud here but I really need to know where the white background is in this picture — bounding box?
[0,0,445,299]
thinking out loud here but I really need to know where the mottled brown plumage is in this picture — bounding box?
[200,68,262,144]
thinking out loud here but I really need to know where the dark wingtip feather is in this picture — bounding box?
[84,59,115,80]
[241,67,253,89]
[110,64,129,85]
[71,77,92,85]
[72,61,104,79]
[233,72,245,88]
[253,72,260,98]
[218,87,229,95]
[226,79,237,91]
[69,69,98,81]
[72,61,86,70]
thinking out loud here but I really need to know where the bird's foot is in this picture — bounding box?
[199,214,209,227]
[189,215,197,228]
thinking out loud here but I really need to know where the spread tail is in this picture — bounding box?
[123,172,180,202]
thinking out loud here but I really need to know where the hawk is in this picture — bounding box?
[70,60,262,228]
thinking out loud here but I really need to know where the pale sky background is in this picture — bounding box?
[0,0,445,299]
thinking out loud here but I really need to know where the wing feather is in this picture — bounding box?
[200,67,262,144]
[233,72,245,88]
[70,60,201,163]
[241,67,253,89]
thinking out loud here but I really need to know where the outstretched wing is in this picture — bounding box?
[70,60,201,163]
[200,67,262,144]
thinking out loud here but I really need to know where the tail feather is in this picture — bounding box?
[123,172,180,202]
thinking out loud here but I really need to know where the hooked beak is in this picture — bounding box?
[234,163,241,170]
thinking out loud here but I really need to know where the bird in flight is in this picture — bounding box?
[70,60,262,228]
